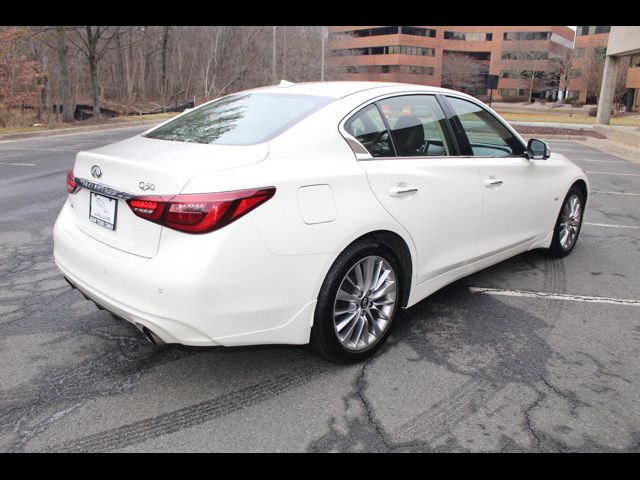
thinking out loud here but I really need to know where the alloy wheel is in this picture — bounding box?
[559,194,582,250]
[332,255,398,351]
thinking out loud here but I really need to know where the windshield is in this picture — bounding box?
[144,93,333,145]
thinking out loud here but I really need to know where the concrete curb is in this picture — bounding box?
[520,134,589,141]
[0,119,163,142]
[592,124,640,149]
[510,121,595,130]
[580,137,640,164]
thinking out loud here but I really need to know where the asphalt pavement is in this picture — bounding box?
[1,127,639,452]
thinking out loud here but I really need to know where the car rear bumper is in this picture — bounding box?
[53,198,332,346]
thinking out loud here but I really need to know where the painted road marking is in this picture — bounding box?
[573,158,627,164]
[0,162,36,167]
[0,147,77,152]
[584,222,640,229]
[586,171,640,177]
[469,286,640,307]
[592,191,640,196]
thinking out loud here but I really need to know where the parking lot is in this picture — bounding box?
[1,127,639,452]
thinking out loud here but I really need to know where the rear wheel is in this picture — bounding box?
[310,240,402,363]
[547,185,585,257]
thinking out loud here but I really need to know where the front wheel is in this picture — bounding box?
[547,185,585,257]
[310,240,402,363]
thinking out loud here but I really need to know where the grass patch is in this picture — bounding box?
[0,112,179,136]
[498,112,640,126]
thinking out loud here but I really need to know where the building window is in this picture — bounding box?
[499,88,527,97]
[400,26,437,38]
[501,51,548,60]
[630,55,640,68]
[350,27,399,37]
[334,65,434,75]
[573,48,585,58]
[503,31,551,41]
[569,69,583,79]
[444,31,492,41]
[500,70,519,78]
[577,26,611,36]
[333,46,435,57]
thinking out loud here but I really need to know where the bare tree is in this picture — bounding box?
[68,26,123,117]
[2,26,338,127]
[546,48,573,102]
[54,27,75,122]
[0,27,45,126]
[575,47,606,104]
[441,53,486,94]
[503,41,548,101]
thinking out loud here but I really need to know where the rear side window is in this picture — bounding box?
[344,104,394,157]
[377,95,451,156]
[144,93,333,145]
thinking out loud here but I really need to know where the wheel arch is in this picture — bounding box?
[573,179,588,203]
[339,230,414,308]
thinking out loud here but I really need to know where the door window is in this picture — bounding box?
[446,96,524,157]
[377,95,451,156]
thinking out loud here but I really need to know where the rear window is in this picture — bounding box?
[144,93,333,145]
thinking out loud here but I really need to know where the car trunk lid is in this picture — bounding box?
[70,135,268,258]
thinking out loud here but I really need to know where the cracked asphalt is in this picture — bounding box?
[1,127,640,452]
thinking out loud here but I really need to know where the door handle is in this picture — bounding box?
[389,185,418,197]
[484,178,504,188]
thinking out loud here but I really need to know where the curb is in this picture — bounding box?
[518,134,589,141]
[0,120,164,142]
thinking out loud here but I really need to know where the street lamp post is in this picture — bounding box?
[272,26,277,84]
[321,26,325,81]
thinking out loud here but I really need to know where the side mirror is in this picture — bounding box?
[526,138,550,160]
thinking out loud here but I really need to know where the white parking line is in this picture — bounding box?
[573,158,627,164]
[469,286,640,307]
[586,171,640,177]
[584,222,640,229]
[592,191,640,196]
[0,162,36,167]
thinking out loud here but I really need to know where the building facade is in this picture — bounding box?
[328,26,576,101]
[568,26,640,111]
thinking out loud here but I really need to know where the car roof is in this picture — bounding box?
[245,81,466,100]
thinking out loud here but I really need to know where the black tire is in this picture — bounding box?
[547,184,585,257]
[310,238,403,364]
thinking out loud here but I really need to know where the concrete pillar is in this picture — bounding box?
[596,55,620,124]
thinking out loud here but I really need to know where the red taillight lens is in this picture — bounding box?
[66,169,78,194]
[127,187,275,234]
[128,198,165,220]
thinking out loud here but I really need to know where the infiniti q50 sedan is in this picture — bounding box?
[54,81,588,362]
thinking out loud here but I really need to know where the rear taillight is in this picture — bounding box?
[66,169,78,194]
[127,187,276,234]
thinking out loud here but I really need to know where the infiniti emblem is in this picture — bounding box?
[90,165,102,178]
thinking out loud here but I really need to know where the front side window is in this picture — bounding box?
[344,105,394,157]
[145,93,332,145]
[446,96,524,157]
[377,95,451,157]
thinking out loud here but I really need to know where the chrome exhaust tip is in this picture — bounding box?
[140,326,166,346]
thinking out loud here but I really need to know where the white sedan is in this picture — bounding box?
[54,81,588,362]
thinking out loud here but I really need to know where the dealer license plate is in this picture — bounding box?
[89,192,117,231]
